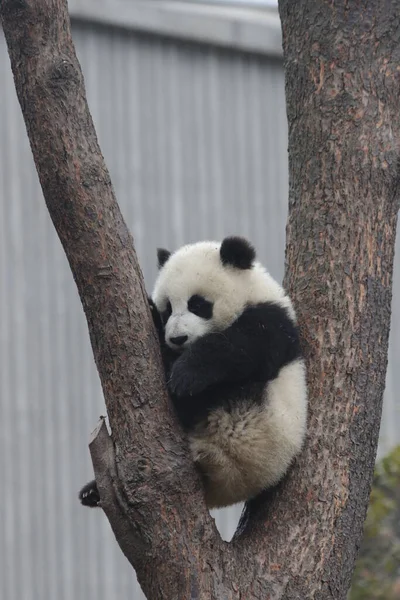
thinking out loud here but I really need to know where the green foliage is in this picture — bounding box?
[349,446,400,599]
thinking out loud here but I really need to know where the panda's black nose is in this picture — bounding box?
[170,335,188,346]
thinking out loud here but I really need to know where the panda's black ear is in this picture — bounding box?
[220,236,256,270]
[157,248,171,269]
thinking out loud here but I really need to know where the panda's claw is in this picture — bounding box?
[79,480,101,508]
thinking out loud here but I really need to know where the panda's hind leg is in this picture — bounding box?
[79,479,101,507]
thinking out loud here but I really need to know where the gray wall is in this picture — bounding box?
[0,16,399,600]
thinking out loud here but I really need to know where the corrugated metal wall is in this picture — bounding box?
[0,17,399,600]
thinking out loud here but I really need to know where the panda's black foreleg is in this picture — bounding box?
[168,302,301,398]
[79,479,101,507]
[148,296,164,340]
[168,308,261,398]
[148,296,177,375]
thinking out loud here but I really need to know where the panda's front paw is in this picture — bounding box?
[148,297,164,336]
[168,357,206,397]
[79,480,101,508]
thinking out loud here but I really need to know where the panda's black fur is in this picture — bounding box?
[158,301,301,429]
[79,236,307,510]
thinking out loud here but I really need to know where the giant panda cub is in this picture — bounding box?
[79,236,307,509]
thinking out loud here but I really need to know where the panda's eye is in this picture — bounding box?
[162,300,172,324]
[188,295,213,320]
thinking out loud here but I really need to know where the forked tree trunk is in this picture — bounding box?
[1,0,399,598]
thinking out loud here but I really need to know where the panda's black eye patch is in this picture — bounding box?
[188,295,213,320]
[162,300,172,324]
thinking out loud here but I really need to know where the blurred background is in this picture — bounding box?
[1,1,399,599]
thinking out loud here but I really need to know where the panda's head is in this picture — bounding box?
[152,236,291,352]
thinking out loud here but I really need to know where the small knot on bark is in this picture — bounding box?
[1,0,29,19]
[47,57,80,97]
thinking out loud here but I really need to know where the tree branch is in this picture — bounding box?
[234,1,400,597]
[88,418,144,566]
[0,1,230,598]
[1,0,399,598]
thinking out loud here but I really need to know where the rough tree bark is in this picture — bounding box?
[1,0,399,598]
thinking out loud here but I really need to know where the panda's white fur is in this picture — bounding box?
[151,239,307,509]
[152,241,295,345]
[187,362,307,508]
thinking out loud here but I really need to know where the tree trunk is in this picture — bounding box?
[1,0,398,598]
